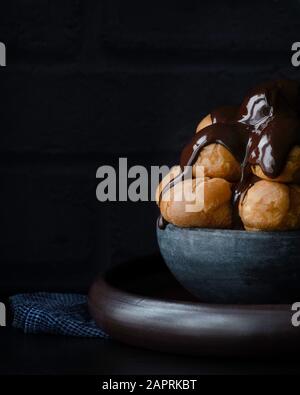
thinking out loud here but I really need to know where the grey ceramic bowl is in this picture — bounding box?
[157,223,300,304]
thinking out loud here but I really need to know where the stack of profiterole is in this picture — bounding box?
[156,80,300,231]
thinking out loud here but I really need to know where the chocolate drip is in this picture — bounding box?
[238,80,300,178]
[211,105,238,124]
[159,80,300,229]
[180,123,249,168]
[157,214,168,230]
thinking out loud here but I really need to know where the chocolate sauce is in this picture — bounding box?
[158,80,300,229]
[157,215,167,230]
[211,105,238,124]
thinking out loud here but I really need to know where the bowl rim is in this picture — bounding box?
[157,222,300,239]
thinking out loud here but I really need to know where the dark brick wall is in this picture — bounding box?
[0,0,299,292]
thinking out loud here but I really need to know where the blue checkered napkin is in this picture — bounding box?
[10,292,109,338]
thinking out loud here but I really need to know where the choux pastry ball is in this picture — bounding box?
[159,177,232,228]
[252,146,300,183]
[192,143,241,182]
[239,180,300,231]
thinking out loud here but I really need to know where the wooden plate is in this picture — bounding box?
[88,254,300,356]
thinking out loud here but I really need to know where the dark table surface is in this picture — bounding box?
[1,325,300,375]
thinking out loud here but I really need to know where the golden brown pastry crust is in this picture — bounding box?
[195,115,241,182]
[193,143,241,182]
[158,113,300,231]
[239,180,300,231]
[155,165,181,205]
[252,146,300,183]
[282,185,300,230]
[159,177,232,228]
[196,114,212,133]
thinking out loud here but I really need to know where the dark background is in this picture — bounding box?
[0,0,300,294]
